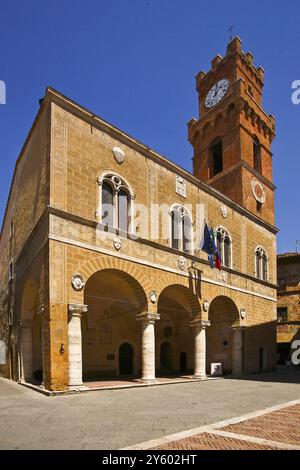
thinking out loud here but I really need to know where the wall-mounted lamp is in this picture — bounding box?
[59,343,65,355]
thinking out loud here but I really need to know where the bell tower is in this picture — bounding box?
[188,37,276,225]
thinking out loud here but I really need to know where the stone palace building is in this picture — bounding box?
[0,37,277,392]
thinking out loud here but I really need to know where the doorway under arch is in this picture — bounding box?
[156,284,199,375]
[119,343,134,376]
[20,279,42,384]
[207,296,240,375]
[82,269,147,381]
[160,341,172,374]
[259,346,266,372]
[179,352,187,373]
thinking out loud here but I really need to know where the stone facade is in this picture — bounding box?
[0,37,277,391]
[277,253,300,363]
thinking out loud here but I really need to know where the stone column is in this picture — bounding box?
[232,326,244,376]
[190,319,210,380]
[137,312,160,383]
[68,304,88,389]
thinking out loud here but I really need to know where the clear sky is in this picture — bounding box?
[0,0,299,253]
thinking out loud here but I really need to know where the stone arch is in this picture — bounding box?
[84,268,148,315]
[156,283,200,375]
[20,279,43,383]
[207,295,240,375]
[156,272,201,311]
[72,254,152,307]
[21,279,39,322]
[81,268,148,380]
[97,169,135,199]
[158,283,201,318]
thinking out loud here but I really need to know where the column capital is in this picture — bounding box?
[190,319,211,329]
[68,303,88,317]
[232,325,246,331]
[137,312,160,323]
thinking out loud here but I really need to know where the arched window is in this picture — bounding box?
[182,214,192,253]
[255,247,268,281]
[102,182,114,227]
[118,189,129,232]
[216,227,232,268]
[171,210,180,250]
[210,139,223,177]
[253,135,261,173]
[100,174,133,233]
[170,206,192,253]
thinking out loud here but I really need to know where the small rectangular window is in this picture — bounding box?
[277,307,288,322]
[211,141,223,177]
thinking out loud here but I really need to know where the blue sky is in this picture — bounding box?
[0,0,299,253]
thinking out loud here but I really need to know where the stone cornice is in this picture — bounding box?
[207,160,276,192]
[278,289,300,296]
[9,205,278,293]
[48,207,278,292]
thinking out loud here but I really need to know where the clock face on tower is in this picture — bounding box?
[205,79,229,108]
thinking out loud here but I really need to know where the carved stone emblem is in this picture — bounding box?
[113,237,122,251]
[251,179,266,204]
[71,273,85,291]
[176,175,187,198]
[220,206,228,218]
[178,256,186,271]
[112,147,125,164]
[203,300,209,312]
[149,290,157,303]
[240,308,246,320]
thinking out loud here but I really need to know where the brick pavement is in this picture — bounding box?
[154,432,277,450]
[152,403,300,450]
[123,400,300,451]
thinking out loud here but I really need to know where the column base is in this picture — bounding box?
[193,374,208,381]
[68,383,86,391]
[138,378,157,385]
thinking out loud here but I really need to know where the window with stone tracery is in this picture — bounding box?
[100,174,133,233]
[255,246,268,281]
[216,227,232,268]
[170,205,192,254]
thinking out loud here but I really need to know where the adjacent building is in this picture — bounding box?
[0,37,277,392]
[277,253,300,363]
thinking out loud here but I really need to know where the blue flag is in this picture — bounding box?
[200,222,214,255]
[200,223,223,270]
